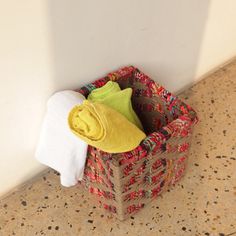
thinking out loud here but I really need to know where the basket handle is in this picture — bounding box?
[141,115,196,155]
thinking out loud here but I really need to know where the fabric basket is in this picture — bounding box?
[76,66,198,220]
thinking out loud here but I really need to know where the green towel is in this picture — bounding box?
[88,81,143,130]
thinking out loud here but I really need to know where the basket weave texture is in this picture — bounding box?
[76,66,198,220]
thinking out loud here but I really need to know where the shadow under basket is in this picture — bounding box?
[76,66,198,220]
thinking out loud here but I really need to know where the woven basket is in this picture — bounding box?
[76,66,198,220]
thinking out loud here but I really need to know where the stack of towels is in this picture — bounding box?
[36,81,145,187]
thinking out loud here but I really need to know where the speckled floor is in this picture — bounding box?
[1,61,236,236]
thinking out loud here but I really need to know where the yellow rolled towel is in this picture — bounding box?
[68,100,146,153]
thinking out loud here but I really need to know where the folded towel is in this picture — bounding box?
[68,100,146,153]
[88,81,143,130]
[35,90,88,187]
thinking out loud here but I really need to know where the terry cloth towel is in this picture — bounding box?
[87,81,143,130]
[68,100,146,153]
[35,90,88,187]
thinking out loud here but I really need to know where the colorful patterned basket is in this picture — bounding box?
[76,66,198,220]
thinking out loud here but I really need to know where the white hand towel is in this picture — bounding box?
[35,90,87,187]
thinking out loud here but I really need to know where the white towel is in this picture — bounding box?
[35,90,87,187]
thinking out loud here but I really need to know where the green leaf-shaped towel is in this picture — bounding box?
[87,81,143,130]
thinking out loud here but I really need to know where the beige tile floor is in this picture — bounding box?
[0,61,236,236]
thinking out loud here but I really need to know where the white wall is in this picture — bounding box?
[196,2,236,77]
[0,1,53,196]
[1,0,236,196]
